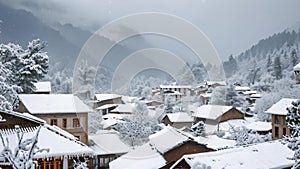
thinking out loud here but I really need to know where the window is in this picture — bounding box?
[50,119,57,126]
[274,115,280,124]
[275,126,279,138]
[283,127,287,136]
[73,118,80,128]
[62,119,67,128]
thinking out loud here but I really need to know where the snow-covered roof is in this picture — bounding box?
[192,105,234,120]
[164,112,194,123]
[96,104,119,110]
[234,86,251,91]
[0,124,93,159]
[0,111,45,125]
[246,121,272,132]
[160,85,192,89]
[149,126,190,154]
[196,135,236,150]
[243,90,257,95]
[89,132,130,155]
[250,93,262,98]
[200,93,212,98]
[294,62,300,71]
[172,141,294,169]
[121,95,138,103]
[162,90,183,96]
[205,81,226,86]
[110,104,134,114]
[101,119,124,129]
[18,94,92,114]
[109,143,166,169]
[265,98,298,115]
[102,113,124,120]
[94,94,122,102]
[33,81,51,92]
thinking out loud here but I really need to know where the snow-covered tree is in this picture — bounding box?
[285,100,300,169]
[228,126,271,146]
[0,125,49,169]
[177,64,195,85]
[113,101,160,147]
[88,110,103,134]
[164,96,175,114]
[74,60,96,103]
[73,158,88,169]
[0,39,49,94]
[210,85,244,107]
[0,39,48,111]
[273,56,282,80]
[192,121,206,137]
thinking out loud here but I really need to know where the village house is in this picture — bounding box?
[234,86,250,94]
[265,98,297,139]
[200,93,211,105]
[191,105,244,133]
[110,126,214,169]
[94,94,123,109]
[171,141,294,169]
[89,130,130,169]
[16,94,91,144]
[204,81,226,88]
[294,62,300,84]
[162,112,194,129]
[160,85,192,96]
[0,111,93,169]
[33,81,51,94]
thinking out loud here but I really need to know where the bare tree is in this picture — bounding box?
[0,125,49,169]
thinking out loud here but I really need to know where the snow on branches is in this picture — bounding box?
[0,125,49,169]
[0,39,49,111]
[284,100,300,169]
[113,101,160,147]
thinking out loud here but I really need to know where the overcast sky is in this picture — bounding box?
[2,0,300,60]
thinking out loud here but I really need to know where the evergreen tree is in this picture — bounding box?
[266,54,272,72]
[164,96,175,114]
[192,121,206,137]
[273,56,282,80]
[285,100,300,169]
[291,49,298,67]
[74,60,96,102]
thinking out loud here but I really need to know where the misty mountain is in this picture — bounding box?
[0,4,82,69]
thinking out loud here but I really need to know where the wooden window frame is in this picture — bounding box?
[73,118,80,128]
[50,119,58,126]
[62,118,67,128]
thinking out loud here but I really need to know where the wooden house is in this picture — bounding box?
[162,112,194,129]
[89,130,130,169]
[110,126,214,169]
[265,98,297,139]
[16,94,91,144]
[205,81,226,88]
[191,105,244,127]
[171,141,294,169]
[94,94,123,109]
[0,111,93,169]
